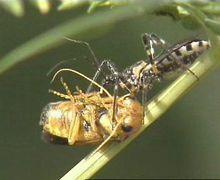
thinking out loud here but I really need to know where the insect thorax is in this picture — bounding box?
[122,61,157,91]
[102,60,156,94]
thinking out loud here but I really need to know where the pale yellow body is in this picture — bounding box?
[40,92,143,146]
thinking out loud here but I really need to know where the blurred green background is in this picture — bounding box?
[0,3,220,179]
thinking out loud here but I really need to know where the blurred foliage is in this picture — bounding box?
[1,0,220,16]
[0,0,129,16]
[1,0,220,179]
[1,0,220,76]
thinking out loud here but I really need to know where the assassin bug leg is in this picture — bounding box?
[142,33,167,62]
[87,59,119,93]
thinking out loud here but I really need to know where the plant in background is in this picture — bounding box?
[1,0,220,179]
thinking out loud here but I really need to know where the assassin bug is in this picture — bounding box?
[39,68,143,151]
[63,35,210,120]
[83,33,211,105]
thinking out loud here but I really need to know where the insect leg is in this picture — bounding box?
[162,50,199,79]
[112,76,119,124]
[142,33,167,63]
[141,75,152,124]
[141,88,146,125]
[100,61,120,123]
[142,33,168,75]
[98,60,120,123]
[86,59,118,93]
[68,111,81,145]
[175,60,199,80]
[60,77,76,102]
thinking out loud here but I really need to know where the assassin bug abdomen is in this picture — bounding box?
[154,39,210,79]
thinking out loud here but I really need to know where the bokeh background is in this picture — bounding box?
[0,3,220,179]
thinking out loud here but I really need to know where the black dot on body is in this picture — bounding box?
[175,50,182,56]
[186,44,193,51]
[121,125,133,132]
[199,41,203,47]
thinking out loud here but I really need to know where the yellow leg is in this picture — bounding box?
[48,89,70,100]
[68,111,81,145]
[60,77,76,102]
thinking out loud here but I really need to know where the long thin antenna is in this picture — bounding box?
[46,58,76,77]
[51,68,112,98]
[63,37,101,69]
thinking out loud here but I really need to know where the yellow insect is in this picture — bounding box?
[39,68,143,150]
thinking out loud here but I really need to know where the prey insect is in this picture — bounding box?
[85,33,211,105]
[39,68,143,151]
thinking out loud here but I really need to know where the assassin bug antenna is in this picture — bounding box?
[63,37,100,68]
[46,58,78,78]
[63,37,107,92]
[47,60,68,77]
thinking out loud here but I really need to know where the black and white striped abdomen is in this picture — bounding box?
[156,39,210,76]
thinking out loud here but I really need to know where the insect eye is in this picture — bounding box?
[121,125,133,132]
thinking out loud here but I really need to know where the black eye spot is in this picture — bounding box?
[121,125,133,132]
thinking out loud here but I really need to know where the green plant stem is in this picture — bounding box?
[60,46,218,180]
